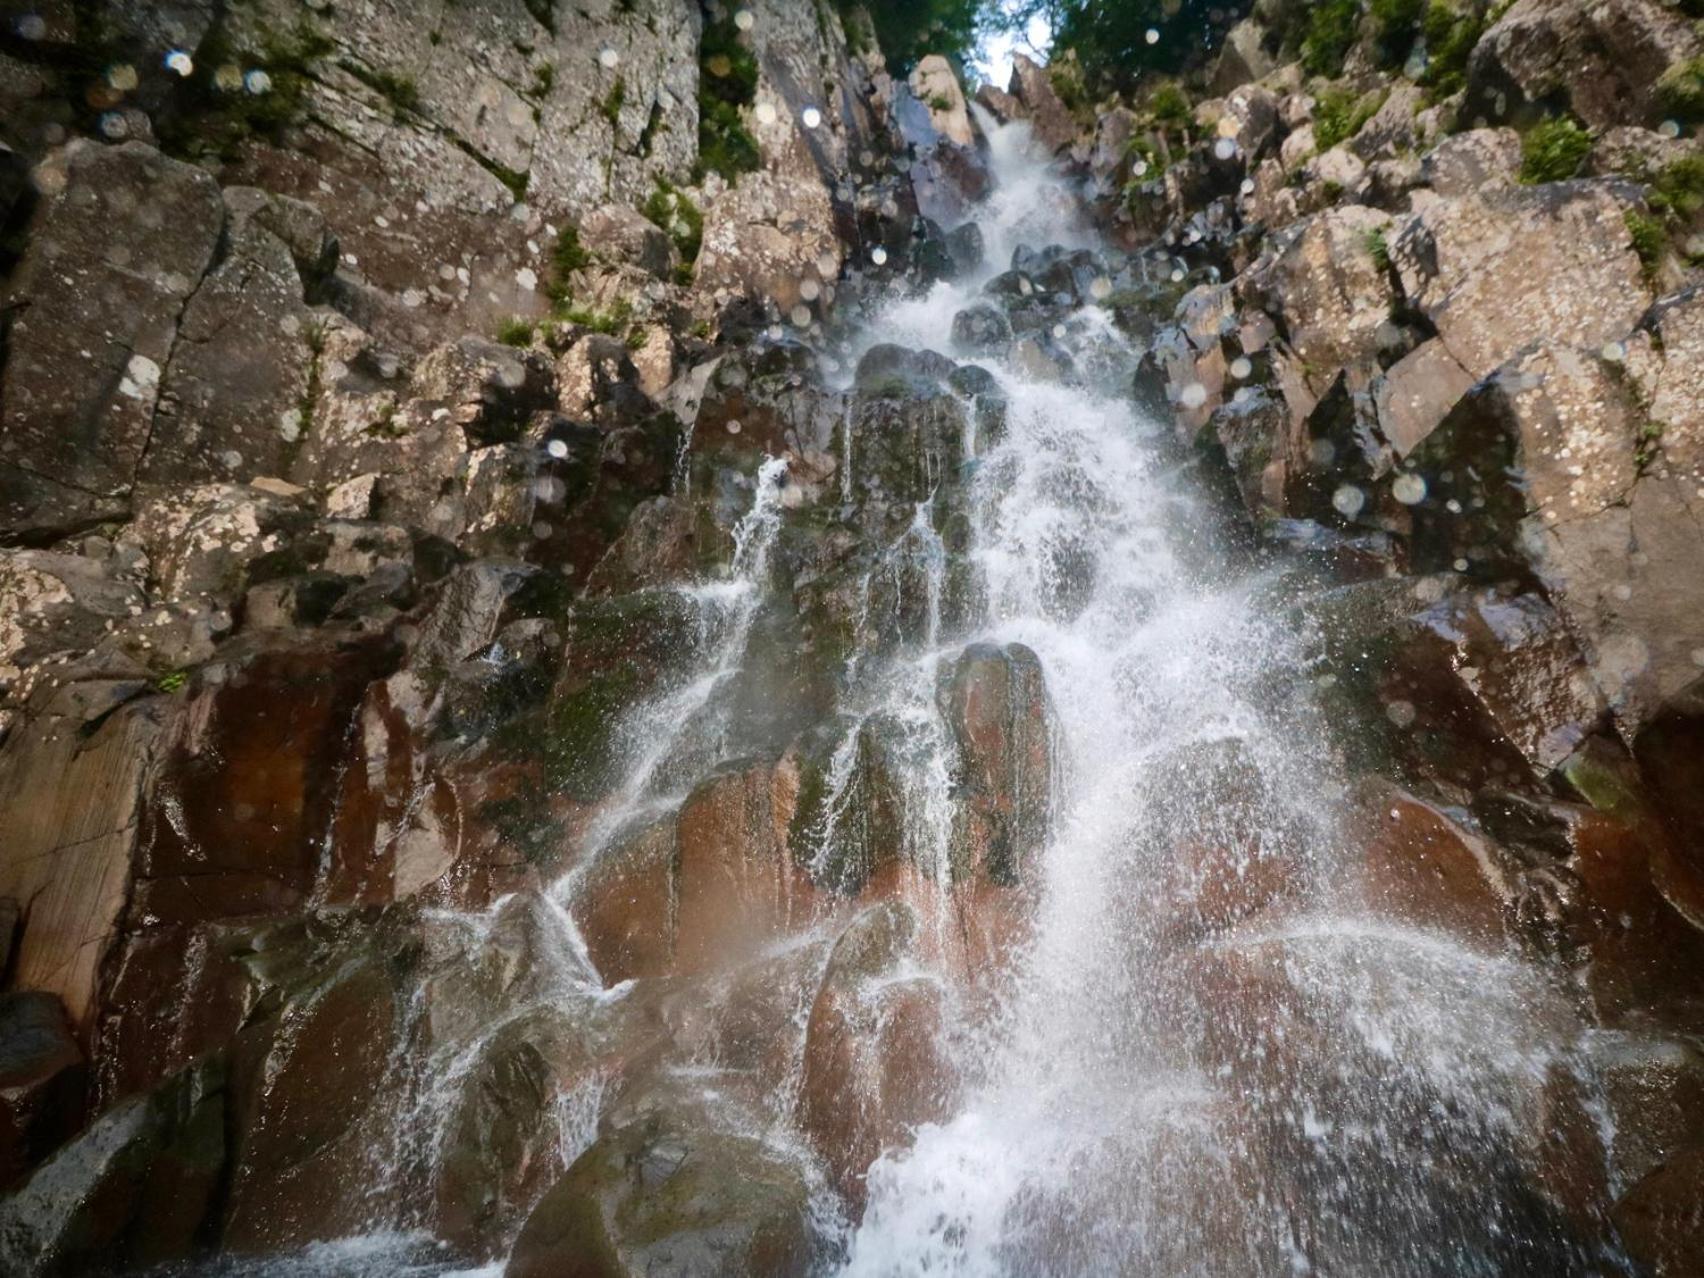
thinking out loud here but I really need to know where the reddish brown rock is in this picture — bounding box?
[0,993,84,1190]
[1613,1142,1704,1276]
[797,903,954,1211]
[1356,783,1514,951]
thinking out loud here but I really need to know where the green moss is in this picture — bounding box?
[155,670,190,694]
[1519,116,1591,183]
[1657,57,1704,126]
[1625,210,1666,279]
[1302,0,1362,78]
[497,317,536,347]
[1636,419,1665,473]
[531,62,555,97]
[697,13,761,182]
[641,180,704,265]
[550,297,634,339]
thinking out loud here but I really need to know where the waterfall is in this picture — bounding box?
[830,121,1622,1277]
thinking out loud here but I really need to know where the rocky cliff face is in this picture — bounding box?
[1,0,1703,1274]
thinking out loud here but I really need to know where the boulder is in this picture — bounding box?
[909,55,975,148]
[1391,182,1652,385]
[1241,206,1396,394]
[0,993,84,1190]
[0,141,222,539]
[577,205,676,281]
[506,1083,821,1278]
[412,337,557,446]
[0,1059,224,1277]
[121,482,311,607]
[796,902,952,1209]
[1419,128,1523,198]
[1210,19,1278,94]
[938,643,1053,885]
[1372,338,1477,457]
[1008,53,1076,155]
[1465,0,1703,130]
[1406,310,1704,740]
[1614,1142,1704,1276]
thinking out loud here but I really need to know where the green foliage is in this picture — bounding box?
[1365,226,1392,272]
[157,19,331,161]
[551,298,634,340]
[1041,0,1254,95]
[1313,87,1384,150]
[497,317,536,347]
[1650,154,1704,220]
[1519,116,1591,184]
[1420,1,1485,98]
[155,670,189,694]
[843,0,984,73]
[697,13,760,182]
[1369,0,1426,68]
[1302,0,1362,78]
[641,180,704,265]
[531,62,555,97]
[1149,81,1192,127]
[1657,58,1704,126]
[549,224,591,308]
[1636,419,1665,474]
[600,76,625,127]
[1624,210,1665,278]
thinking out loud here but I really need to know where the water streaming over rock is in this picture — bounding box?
[127,107,1638,1278]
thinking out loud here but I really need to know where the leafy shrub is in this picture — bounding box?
[497,317,536,347]
[697,14,760,182]
[1519,117,1591,184]
[641,180,704,266]
[1313,87,1384,150]
[1420,1,1485,98]
[1657,58,1704,127]
[1303,0,1362,78]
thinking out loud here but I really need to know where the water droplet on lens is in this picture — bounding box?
[1386,700,1417,728]
[1240,178,1255,195]
[1392,473,1427,505]
[791,305,812,327]
[599,48,620,69]
[799,278,821,301]
[870,246,888,266]
[245,69,272,94]
[1659,119,1681,139]
[1601,341,1625,363]
[1214,138,1237,160]
[801,106,822,129]
[99,112,129,139]
[1089,276,1112,300]
[734,8,755,30]
[1453,558,1469,572]
[1230,356,1252,380]
[1332,484,1366,517]
[1169,268,1184,282]
[1145,28,1160,44]
[755,101,777,125]
[165,50,194,77]
[727,419,742,435]
[546,439,569,459]
[1132,159,1149,177]
[1180,382,1208,409]
[17,15,47,40]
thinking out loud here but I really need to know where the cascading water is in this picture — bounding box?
[821,120,1628,1276]
[146,111,1644,1278]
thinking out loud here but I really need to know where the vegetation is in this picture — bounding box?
[1419,1,1485,98]
[1313,87,1385,151]
[1302,0,1362,78]
[549,224,591,307]
[1519,117,1591,184]
[1004,1,1252,95]
[1657,57,1704,127]
[641,180,704,275]
[843,0,984,73]
[497,317,536,347]
[697,12,760,182]
[1369,0,1427,69]
[1365,226,1393,273]
[1624,210,1665,279]
[157,19,333,161]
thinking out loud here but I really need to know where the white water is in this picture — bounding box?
[827,120,1622,1277]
